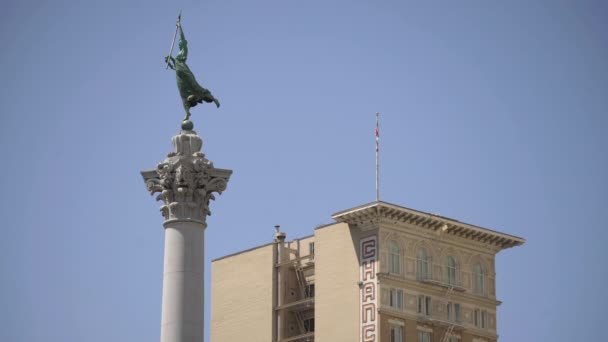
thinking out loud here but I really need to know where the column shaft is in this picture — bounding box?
[160,221,205,342]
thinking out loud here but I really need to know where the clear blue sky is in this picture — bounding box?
[1,1,606,341]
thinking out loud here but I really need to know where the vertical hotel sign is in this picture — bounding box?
[360,236,378,341]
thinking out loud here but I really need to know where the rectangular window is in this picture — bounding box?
[475,276,483,294]
[474,265,485,295]
[398,290,403,309]
[446,259,457,285]
[390,253,400,273]
[417,258,430,280]
[418,295,431,316]
[305,284,315,298]
[474,309,488,328]
[447,302,461,322]
[389,288,404,310]
[418,331,431,342]
[390,325,403,342]
[447,302,452,321]
[309,242,315,256]
[303,318,315,332]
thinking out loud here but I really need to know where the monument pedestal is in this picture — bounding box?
[142,129,231,342]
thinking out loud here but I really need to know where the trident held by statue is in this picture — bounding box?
[166,11,181,69]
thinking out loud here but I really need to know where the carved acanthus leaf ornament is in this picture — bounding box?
[142,131,232,224]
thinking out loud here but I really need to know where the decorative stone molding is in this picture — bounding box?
[141,130,232,225]
[332,202,525,251]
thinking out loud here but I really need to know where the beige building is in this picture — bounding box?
[210,201,524,342]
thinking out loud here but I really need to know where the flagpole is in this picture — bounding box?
[376,112,380,202]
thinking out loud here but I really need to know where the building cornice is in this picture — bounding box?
[379,223,499,256]
[332,201,525,251]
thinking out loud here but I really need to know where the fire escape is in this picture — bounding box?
[275,233,315,342]
[418,259,465,342]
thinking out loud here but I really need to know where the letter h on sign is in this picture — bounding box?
[362,260,375,281]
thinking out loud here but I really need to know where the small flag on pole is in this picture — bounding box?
[375,112,380,202]
[375,115,379,152]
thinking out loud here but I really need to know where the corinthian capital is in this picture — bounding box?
[141,130,232,226]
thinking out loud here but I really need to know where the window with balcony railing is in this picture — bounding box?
[303,318,315,332]
[447,302,461,323]
[417,295,431,316]
[304,283,315,298]
[418,331,431,342]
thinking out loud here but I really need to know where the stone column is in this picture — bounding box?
[142,129,231,342]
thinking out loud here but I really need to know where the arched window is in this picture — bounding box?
[473,263,485,295]
[416,248,429,280]
[389,241,401,274]
[446,256,457,285]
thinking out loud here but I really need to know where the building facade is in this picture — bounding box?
[210,201,524,342]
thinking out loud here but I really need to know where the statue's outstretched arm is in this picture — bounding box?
[178,21,186,42]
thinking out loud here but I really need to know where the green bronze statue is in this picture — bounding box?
[165,15,220,125]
